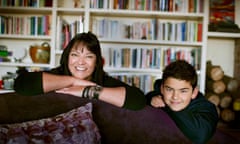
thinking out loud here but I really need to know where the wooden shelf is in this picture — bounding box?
[208,32,240,38]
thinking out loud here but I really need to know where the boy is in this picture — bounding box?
[146,60,219,144]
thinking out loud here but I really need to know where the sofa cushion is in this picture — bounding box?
[0,102,101,144]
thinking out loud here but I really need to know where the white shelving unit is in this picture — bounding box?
[0,0,209,93]
[208,32,240,39]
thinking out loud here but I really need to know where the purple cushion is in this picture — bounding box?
[0,102,101,144]
[92,101,191,143]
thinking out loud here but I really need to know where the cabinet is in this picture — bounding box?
[0,0,208,93]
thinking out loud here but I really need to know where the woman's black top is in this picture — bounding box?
[14,70,146,110]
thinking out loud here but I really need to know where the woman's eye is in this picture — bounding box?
[70,53,78,56]
[86,55,94,58]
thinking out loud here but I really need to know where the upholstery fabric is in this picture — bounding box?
[0,102,101,144]
[0,92,240,144]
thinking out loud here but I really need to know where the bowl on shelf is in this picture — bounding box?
[29,42,50,64]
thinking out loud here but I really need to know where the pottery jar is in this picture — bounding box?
[29,42,50,63]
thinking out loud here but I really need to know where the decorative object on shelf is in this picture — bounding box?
[208,22,240,33]
[2,72,17,90]
[72,0,84,8]
[209,0,240,33]
[11,48,27,62]
[209,0,235,24]
[0,45,11,62]
[29,42,50,64]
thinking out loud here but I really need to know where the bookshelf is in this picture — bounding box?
[0,1,55,79]
[0,0,208,94]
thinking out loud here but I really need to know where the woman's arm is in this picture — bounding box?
[14,72,95,96]
[56,86,126,107]
[56,76,146,110]
[98,87,125,107]
[42,72,75,93]
[42,72,95,92]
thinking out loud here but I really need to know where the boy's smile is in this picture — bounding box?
[161,77,198,111]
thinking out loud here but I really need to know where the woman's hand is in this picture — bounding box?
[72,78,96,86]
[55,86,85,97]
[151,95,166,108]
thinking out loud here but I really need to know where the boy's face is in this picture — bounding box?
[161,77,198,111]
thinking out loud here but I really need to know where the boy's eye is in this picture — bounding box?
[165,87,172,91]
[181,90,188,93]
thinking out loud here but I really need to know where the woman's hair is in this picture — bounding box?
[162,60,198,89]
[59,31,105,84]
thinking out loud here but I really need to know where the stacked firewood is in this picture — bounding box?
[205,61,240,123]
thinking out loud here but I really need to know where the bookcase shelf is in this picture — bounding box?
[0,0,208,94]
[208,32,240,38]
[0,35,51,40]
[99,38,203,46]
[0,61,52,68]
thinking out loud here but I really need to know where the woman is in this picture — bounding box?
[14,32,146,110]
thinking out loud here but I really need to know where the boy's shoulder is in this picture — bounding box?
[189,92,216,109]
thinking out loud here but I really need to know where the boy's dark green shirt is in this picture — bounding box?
[146,79,219,144]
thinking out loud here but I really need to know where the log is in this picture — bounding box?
[222,75,239,93]
[206,93,220,106]
[219,92,232,109]
[206,61,224,81]
[233,98,240,111]
[206,80,226,94]
[221,108,235,122]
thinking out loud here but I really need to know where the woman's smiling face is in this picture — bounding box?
[68,42,96,80]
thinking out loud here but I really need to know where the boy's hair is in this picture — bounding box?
[162,60,198,89]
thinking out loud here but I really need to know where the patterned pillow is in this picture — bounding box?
[0,102,101,144]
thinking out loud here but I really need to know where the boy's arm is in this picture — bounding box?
[145,91,160,105]
[145,79,162,105]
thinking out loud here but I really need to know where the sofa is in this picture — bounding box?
[0,92,240,144]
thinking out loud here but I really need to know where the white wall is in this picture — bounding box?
[206,39,234,77]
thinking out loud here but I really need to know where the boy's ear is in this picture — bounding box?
[191,87,199,99]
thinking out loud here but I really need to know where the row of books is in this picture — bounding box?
[56,16,84,50]
[0,15,51,36]
[109,73,156,93]
[112,0,203,13]
[0,0,203,13]
[90,0,108,8]
[104,47,201,70]
[92,17,202,42]
[0,0,53,7]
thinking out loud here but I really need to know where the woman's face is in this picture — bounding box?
[68,43,96,80]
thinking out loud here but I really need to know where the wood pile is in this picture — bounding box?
[205,61,240,123]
